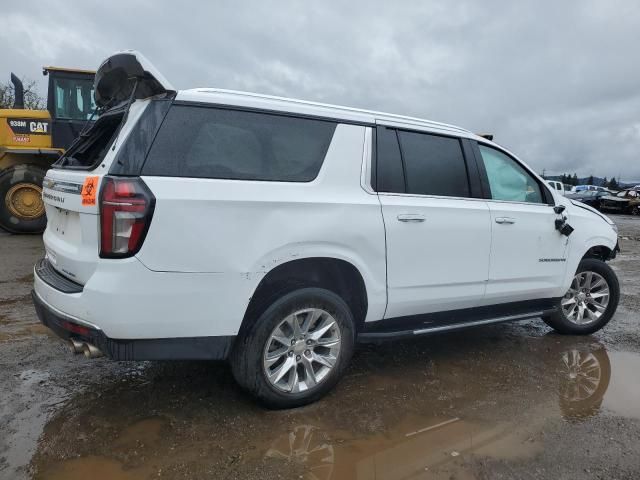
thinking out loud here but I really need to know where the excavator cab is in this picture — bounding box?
[0,67,95,233]
[43,67,96,149]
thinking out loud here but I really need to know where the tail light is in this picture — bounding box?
[99,176,155,258]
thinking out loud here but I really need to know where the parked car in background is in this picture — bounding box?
[546,180,565,196]
[32,50,621,408]
[573,185,609,193]
[565,190,609,210]
[600,189,640,215]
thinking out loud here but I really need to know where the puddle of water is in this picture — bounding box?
[601,351,640,419]
[28,332,640,480]
[37,456,154,480]
[113,417,166,448]
[1,369,67,480]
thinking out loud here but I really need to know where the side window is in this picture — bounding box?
[375,126,405,193]
[143,106,336,182]
[478,144,544,204]
[397,130,470,197]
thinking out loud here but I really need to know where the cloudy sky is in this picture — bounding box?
[2,0,639,181]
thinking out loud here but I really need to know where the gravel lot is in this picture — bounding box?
[1,216,639,480]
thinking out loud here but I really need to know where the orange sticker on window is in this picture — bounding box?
[81,176,99,206]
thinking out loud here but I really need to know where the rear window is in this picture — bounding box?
[142,105,337,182]
[54,112,123,169]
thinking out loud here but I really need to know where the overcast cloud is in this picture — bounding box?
[2,0,639,181]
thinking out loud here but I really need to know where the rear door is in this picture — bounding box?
[473,142,568,304]
[376,125,491,319]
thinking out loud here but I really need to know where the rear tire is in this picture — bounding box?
[231,287,355,409]
[0,164,47,234]
[543,258,619,335]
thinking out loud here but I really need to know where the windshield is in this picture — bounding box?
[53,77,96,121]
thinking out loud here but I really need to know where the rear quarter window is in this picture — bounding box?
[142,105,337,182]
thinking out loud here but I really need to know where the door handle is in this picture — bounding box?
[495,217,516,224]
[397,214,426,223]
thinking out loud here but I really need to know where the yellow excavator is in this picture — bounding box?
[0,67,95,233]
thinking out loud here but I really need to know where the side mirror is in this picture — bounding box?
[554,205,566,215]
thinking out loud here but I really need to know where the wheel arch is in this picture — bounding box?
[560,231,618,294]
[238,256,369,340]
[582,244,615,262]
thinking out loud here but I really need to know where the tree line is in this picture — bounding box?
[556,173,619,190]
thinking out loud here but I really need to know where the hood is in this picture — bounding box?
[94,50,175,109]
[569,199,615,225]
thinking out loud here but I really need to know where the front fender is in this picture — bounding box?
[561,229,618,291]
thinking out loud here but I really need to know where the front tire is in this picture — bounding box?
[544,258,619,335]
[231,288,355,409]
[0,164,47,234]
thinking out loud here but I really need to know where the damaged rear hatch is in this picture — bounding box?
[41,51,175,285]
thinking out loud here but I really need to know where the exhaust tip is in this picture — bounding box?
[68,338,85,354]
[82,343,103,359]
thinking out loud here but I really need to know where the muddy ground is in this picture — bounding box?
[1,217,639,480]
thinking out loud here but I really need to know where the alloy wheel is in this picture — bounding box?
[561,271,610,325]
[263,308,341,393]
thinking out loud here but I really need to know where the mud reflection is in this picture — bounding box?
[262,340,614,479]
[31,328,633,480]
[265,425,335,480]
[557,344,610,420]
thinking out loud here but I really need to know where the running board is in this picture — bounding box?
[358,311,548,341]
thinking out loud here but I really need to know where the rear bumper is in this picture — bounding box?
[33,253,249,340]
[31,290,235,361]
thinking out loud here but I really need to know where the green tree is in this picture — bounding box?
[608,177,619,190]
[603,177,608,188]
[587,175,594,185]
[0,77,45,110]
[572,173,578,186]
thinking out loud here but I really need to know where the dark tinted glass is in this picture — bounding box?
[397,131,470,197]
[110,99,172,175]
[143,106,337,181]
[375,126,405,192]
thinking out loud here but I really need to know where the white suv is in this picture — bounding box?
[33,52,620,408]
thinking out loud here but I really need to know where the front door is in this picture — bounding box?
[474,143,568,304]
